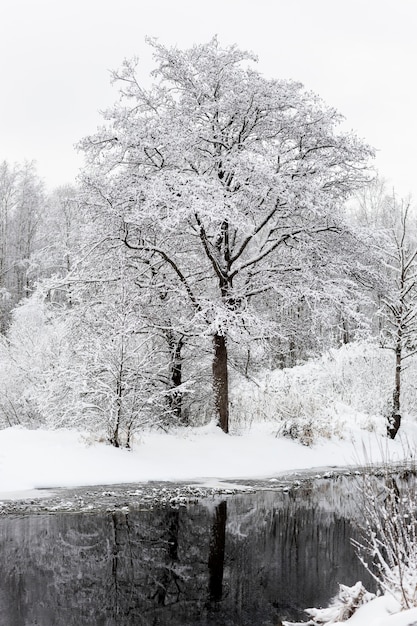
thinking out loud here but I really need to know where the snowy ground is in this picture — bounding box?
[1,418,416,499]
[285,586,417,626]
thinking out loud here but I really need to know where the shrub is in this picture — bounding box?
[353,469,417,609]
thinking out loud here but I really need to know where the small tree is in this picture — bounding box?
[351,182,417,439]
[379,198,417,439]
[66,247,169,446]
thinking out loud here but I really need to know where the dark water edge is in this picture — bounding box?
[0,475,376,626]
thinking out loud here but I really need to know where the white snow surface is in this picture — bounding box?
[0,419,416,499]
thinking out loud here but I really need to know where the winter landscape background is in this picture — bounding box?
[1,2,417,624]
[0,35,414,449]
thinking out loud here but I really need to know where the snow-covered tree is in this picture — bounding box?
[69,277,162,447]
[378,198,417,438]
[32,185,86,306]
[80,38,374,432]
[0,162,18,302]
[9,162,45,301]
[0,161,45,329]
[352,182,417,439]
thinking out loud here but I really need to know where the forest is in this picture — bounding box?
[0,38,415,448]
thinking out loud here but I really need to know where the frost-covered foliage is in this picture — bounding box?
[0,293,170,444]
[230,341,417,442]
[0,161,45,331]
[350,184,417,439]
[353,471,417,610]
[2,302,416,447]
[68,280,168,447]
[0,296,69,427]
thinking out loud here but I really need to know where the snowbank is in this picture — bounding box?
[1,419,416,499]
[300,594,417,626]
[284,583,417,626]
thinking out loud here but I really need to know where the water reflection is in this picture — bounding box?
[0,476,374,625]
[208,501,227,604]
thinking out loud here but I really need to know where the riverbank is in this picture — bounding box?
[1,419,416,504]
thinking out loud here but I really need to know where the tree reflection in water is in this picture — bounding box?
[208,500,227,604]
[0,476,375,626]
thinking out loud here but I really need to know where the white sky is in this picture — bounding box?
[0,0,416,196]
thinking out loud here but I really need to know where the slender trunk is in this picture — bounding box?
[288,337,296,367]
[167,332,185,423]
[388,320,402,439]
[212,332,229,433]
[341,316,349,345]
[66,253,73,307]
[25,274,31,299]
[110,356,124,448]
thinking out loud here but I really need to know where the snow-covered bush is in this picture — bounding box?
[353,470,417,610]
[0,296,70,427]
[0,288,211,441]
[69,302,167,447]
[282,581,375,625]
[230,341,417,441]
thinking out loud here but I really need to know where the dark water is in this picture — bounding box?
[0,476,374,626]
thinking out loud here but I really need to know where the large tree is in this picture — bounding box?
[80,38,373,432]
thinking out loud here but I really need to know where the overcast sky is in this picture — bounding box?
[1,0,416,197]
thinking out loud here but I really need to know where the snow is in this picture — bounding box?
[284,584,417,626]
[317,594,417,626]
[0,418,416,499]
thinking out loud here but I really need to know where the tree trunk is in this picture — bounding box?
[341,316,349,345]
[110,358,124,448]
[388,332,402,440]
[207,500,227,603]
[212,332,229,433]
[154,509,180,605]
[167,333,186,424]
